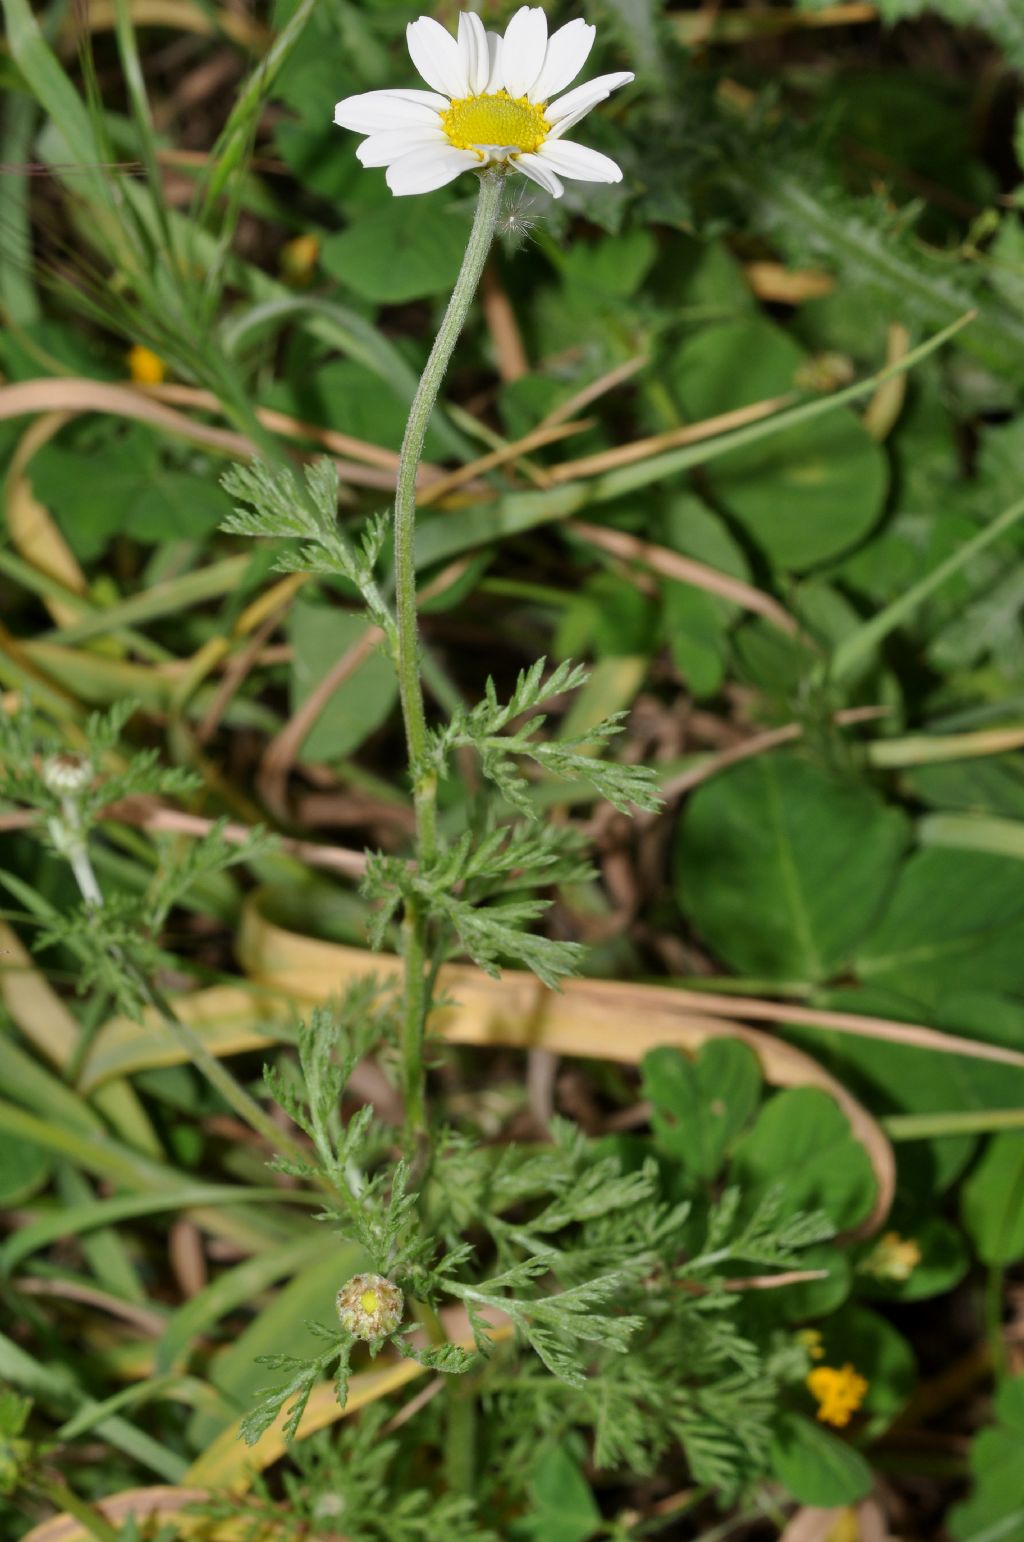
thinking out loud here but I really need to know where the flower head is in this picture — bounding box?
[334,8,633,198]
[127,344,166,386]
[42,753,93,798]
[281,233,320,287]
[806,1363,869,1428]
[860,1230,922,1284]
[796,1327,825,1361]
[336,1272,404,1340]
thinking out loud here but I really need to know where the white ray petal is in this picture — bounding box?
[546,71,634,130]
[386,144,480,197]
[458,11,490,97]
[500,6,548,100]
[334,88,447,134]
[485,31,504,93]
[536,138,623,183]
[356,127,447,167]
[515,152,564,199]
[528,20,596,103]
[406,16,469,99]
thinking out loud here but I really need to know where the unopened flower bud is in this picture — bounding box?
[42,753,93,797]
[336,1272,403,1340]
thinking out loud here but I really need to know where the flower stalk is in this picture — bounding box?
[392,166,504,1135]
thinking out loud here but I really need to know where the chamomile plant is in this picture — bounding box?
[209,9,896,1523]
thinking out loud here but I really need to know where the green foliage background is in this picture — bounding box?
[2,0,1024,1537]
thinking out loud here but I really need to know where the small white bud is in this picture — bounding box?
[42,754,93,797]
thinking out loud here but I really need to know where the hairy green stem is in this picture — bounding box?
[392,168,504,1133]
[445,1377,477,1496]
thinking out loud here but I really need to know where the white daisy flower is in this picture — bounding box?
[334,7,633,199]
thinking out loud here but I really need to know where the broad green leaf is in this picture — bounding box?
[671,316,888,569]
[784,987,1024,1196]
[31,428,232,560]
[733,1087,877,1231]
[322,199,474,304]
[642,1040,761,1180]
[264,358,447,458]
[950,1378,1024,1541]
[561,228,657,298]
[856,849,1024,1007]
[770,1411,872,1507]
[523,1445,602,1542]
[677,755,908,983]
[961,1135,1024,1265]
[288,598,397,760]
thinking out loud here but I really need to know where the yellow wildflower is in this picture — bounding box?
[806,1363,869,1428]
[797,1328,825,1361]
[127,344,166,386]
[861,1231,922,1283]
[280,233,320,286]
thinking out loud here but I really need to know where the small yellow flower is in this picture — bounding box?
[861,1231,922,1284]
[797,1328,825,1361]
[281,233,320,286]
[127,344,166,386]
[806,1364,869,1428]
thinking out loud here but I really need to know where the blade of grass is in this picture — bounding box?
[57,1164,147,1308]
[918,812,1024,860]
[1,1183,319,1274]
[0,91,40,324]
[153,1234,327,1375]
[0,1330,186,1481]
[868,727,1024,768]
[832,495,1024,681]
[0,919,162,1157]
[884,1109,1024,1140]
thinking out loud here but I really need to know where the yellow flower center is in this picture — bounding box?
[442,91,550,154]
[806,1364,869,1428]
[360,1289,380,1314]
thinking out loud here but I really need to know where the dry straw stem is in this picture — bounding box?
[650,707,889,808]
[74,0,267,48]
[568,519,798,635]
[675,2,877,45]
[538,354,651,431]
[19,1487,220,1542]
[0,378,403,496]
[417,417,594,505]
[481,261,530,382]
[543,393,793,484]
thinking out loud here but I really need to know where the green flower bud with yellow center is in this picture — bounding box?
[336,1272,404,1340]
